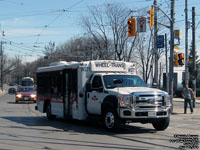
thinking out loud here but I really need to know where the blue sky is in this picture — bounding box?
[0,0,200,62]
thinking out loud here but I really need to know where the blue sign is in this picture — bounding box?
[157,35,164,48]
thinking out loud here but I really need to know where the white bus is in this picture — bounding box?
[36,60,171,130]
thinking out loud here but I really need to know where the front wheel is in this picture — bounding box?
[152,117,170,131]
[103,108,121,130]
[46,103,56,120]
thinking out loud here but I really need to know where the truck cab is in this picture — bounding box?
[86,73,171,130]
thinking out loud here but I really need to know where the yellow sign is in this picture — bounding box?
[174,46,179,50]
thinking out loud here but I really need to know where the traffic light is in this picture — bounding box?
[147,7,154,28]
[178,53,184,66]
[174,54,179,67]
[128,18,136,37]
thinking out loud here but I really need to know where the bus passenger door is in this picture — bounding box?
[64,71,70,117]
[63,69,77,118]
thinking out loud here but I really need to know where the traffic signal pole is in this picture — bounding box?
[169,0,175,110]
[152,0,175,110]
[153,0,158,88]
[165,33,169,93]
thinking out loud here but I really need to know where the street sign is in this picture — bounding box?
[137,17,146,32]
[156,35,164,48]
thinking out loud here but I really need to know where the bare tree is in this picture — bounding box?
[4,56,24,84]
[106,4,140,61]
[135,30,154,83]
[82,3,139,61]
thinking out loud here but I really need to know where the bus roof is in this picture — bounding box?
[36,60,135,73]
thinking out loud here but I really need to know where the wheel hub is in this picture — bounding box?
[105,112,114,128]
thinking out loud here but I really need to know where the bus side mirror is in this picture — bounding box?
[86,83,92,92]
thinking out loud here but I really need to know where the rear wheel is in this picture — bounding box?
[103,108,121,130]
[46,103,56,120]
[152,117,170,131]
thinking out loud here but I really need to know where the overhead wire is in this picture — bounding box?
[2,0,200,60]
[0,37,44,55]
[1,0,85,59]
[33,0,84,54]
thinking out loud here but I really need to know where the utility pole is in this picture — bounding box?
[165,33,169,93]
[0,41,3,91]
[192,7,196,107]
[152,0,175,106]
[169,0,175,109]
[153,0,158,87]
[185,0,189,85]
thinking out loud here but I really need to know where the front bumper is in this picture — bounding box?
[16,96,37,103]
[119,107,171,122]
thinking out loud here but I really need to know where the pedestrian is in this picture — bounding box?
[181,84,194,114]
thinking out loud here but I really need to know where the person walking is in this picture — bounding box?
[181,84,194,114]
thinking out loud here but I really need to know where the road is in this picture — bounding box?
[0,89,199,150]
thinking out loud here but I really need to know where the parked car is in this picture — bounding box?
[8,88,16,94]
[15,86,36,103]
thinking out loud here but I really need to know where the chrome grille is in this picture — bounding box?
[134,95,164,110]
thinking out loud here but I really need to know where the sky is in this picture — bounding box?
[0,0,200,63]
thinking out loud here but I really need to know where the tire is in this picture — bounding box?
[103,108,121,131]
[152,117,170,131]
[15,101,18,104]
[46,103,56,120]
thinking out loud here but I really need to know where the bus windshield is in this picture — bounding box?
[21,80,34,86]
[103,75,147,89]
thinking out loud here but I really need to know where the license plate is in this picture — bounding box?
[24,97,29,100]
[148,112,156,117]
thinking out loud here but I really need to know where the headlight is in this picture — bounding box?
[16,94,22,98]
[30,94,36,98]
[132,95,138,107]
[164,95,171,107]
[118,95,131,107]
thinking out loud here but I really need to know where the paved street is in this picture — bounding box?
[0,90,199,150]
